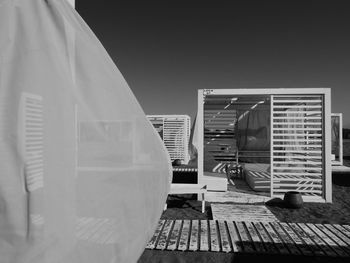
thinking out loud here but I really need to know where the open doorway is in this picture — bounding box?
[203,94,271,193]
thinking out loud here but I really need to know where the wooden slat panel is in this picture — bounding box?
[289,223,324,256]
[279,223,313,256]
[218,221,231,252]
[253,222,279,254]
[178,220,190,251]
[324,224,350,247]
[245,222,265,253]
[146,220,165,249]
[189,220,199,251]
[226,221,243,252]
[156,220,174,250]
[306,223,348,257]
[333,224,350,240]
[297,223,336,257]
[235,222,255,253]
[167,220,182,250]
[270,222,300,255]
[209,220,220,252]
[199,220,209,251]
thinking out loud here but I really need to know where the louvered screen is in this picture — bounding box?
[21,93,44,192]
[271,95,324,200]
[163,118,188,163]
[147,115,190,163]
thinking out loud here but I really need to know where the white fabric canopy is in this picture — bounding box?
[0,0,171,262]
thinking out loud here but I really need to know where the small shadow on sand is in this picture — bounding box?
[265,198,286,208]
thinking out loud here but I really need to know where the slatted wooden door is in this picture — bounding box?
[271,95,325,201]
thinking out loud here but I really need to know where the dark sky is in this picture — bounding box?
[76,0,350,127]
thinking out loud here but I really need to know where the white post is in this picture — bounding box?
[67,0,75,8]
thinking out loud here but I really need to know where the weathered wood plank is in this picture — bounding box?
[209,220,220,252]
[289,223,324,256]
[218,221,231,252]
[156,220,174,250]
[226,221,243,252]
[315,224,350,256]
[325,224,350,246]
[280,223,313,256]
[261,222,289,254]
[199,220,209,251]
[342,225,350,232]
[146,220,165,249]
[178,220,190,251]
[253,222,278,254]
[333,224,350,240]
[167,220,182,251]
[270,222,301,255]
[297,223,336,257]
[245,222,265,253]
[189,220,199,251]
[306,223,348,257]
[236,221,255,253]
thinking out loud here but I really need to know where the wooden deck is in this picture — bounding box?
[146,220,350,257]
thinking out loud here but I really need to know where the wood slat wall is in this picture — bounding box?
[271,95,324,200]
[148,115,191,163]
[146,220,350,257]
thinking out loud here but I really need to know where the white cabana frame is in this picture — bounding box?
[147,115,191,164]
[198,88,332,203]
[331,113,343,166]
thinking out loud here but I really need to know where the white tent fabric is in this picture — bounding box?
[0,0,171,262]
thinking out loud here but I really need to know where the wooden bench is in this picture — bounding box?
[164,184,207,213]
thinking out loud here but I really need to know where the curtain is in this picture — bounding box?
[0,1,171,262]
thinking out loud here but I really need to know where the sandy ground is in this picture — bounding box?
[161,174,350,224]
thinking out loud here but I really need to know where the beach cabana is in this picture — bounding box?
[197,88,332,203]
[147,115,191,164]
[331,113,343,166]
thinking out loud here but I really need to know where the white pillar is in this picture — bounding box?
[67,0,75,8]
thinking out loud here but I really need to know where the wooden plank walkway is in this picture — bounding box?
[146,220,350,258]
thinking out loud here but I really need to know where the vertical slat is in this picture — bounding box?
[253,222,278,254]
[261,222,289,254]
[199,220,209,251]
[288,223,324,256]
[306,223,348,257]
[235,221,255,253]
[297,223,336,257]
[189,220,199,251]
[156,220,174,250]
[324,224,350,246]
[167,220,182,250]
[226,221,242,252]
[146,220,165,249]
[209,220,220,252]
[315,224,350,255]
[270,222,301,255]
[245,222,265,253]
[280,223,313,256]
[333,225,350,240]
[178,220,190,251]
[218,221,232,252]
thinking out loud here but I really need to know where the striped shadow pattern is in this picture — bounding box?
[146,220,350,257]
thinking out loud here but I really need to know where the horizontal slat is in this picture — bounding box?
[273,111,322,114]
[273,172,322,177]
